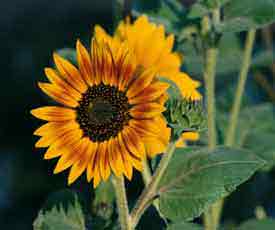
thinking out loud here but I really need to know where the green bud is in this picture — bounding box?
[164,97,206,141]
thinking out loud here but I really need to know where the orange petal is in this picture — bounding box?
[181,131,199,141]
[68,137,91,185]
[130,103,165,119]
[31,106,76,121]
[118,133,133,180]
[44,129,83,159]
[76,40,94,86]
[86,141,98,182]
[108,138,122,177]
[121,126,145,158]
[98,141,111,181]
[34,121,79,136]
[44,68,82,100]
[126,68,156,99]
[129,82,169,105]
[38,82,79,108]
[53,139,85,174]
[53,53,87,93]
[93,152,102,188]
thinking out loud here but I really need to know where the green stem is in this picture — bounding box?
[203,46,219,230]
[202,11,219,229]
[112,176,132,230]
[210,29,256,230]
[225,29,256,146]
[204,48,218,150]
[141,158,168,224]
[131,141,177,227]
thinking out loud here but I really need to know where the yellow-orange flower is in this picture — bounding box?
[31,38,170,187]
[94,15,202,155]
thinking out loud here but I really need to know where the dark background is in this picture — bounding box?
[0,1,113,229]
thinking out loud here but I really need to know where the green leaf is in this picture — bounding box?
[132,0,185,34]
[188,0,231,18]
[33,196,85,230]
[218,103,275,170]
[168,222,203,230]
[238,219,275,230]
[180,33,242,76]
[188,3,210,19]
[158,147,265,221]
[220,0,275,32]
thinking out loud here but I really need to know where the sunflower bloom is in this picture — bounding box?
[31,39,170,187]
[94,15,202,155]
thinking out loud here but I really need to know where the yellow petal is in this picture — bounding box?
[31,106,76,121]
[44,68,82,100]
[130,103,166,119]
[126,68,156,99]
[129,82,169,105]
[38,82,79,108]
[53,53,87,93]
[76,40,94,86]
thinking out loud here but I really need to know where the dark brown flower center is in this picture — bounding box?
[76,83,131,142]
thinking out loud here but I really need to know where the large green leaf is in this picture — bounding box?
[218,103,275,170]
[158,147,265,221]
[238,218,275,230]
[168,222,203,230]
[33,196,85,230]
[219,0,275,32]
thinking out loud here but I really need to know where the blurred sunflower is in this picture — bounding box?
[31,38,170,187]
[94,15,201,155]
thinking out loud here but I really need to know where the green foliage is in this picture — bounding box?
[188,0,230,19]
[219,0,275,32]
[92,180,115,221]
[132,0,187,33]
[179,33,243,76]
[238,218,275,230]
[56,48,77,65]
[157,147,265,221]
[33,196,85,230]
[168,222,203,230]
[218,103,275,170]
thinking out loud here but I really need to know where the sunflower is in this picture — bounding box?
[94,15,202,155]
[31,39,170,187]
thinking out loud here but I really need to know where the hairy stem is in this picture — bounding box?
[203,47,219,230]
[112,176,132,230]
[131,141,177,227]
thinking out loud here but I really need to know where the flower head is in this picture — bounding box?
[93,15,202,154]
[31,38,170,187]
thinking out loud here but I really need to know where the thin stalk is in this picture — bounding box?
[225,29,256,146]
[204,48,218,150]
[203,46,219,230]
[112,176,132,230]
[131,141,177,227]
[141,158,168,224]
[209,29,256,230]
